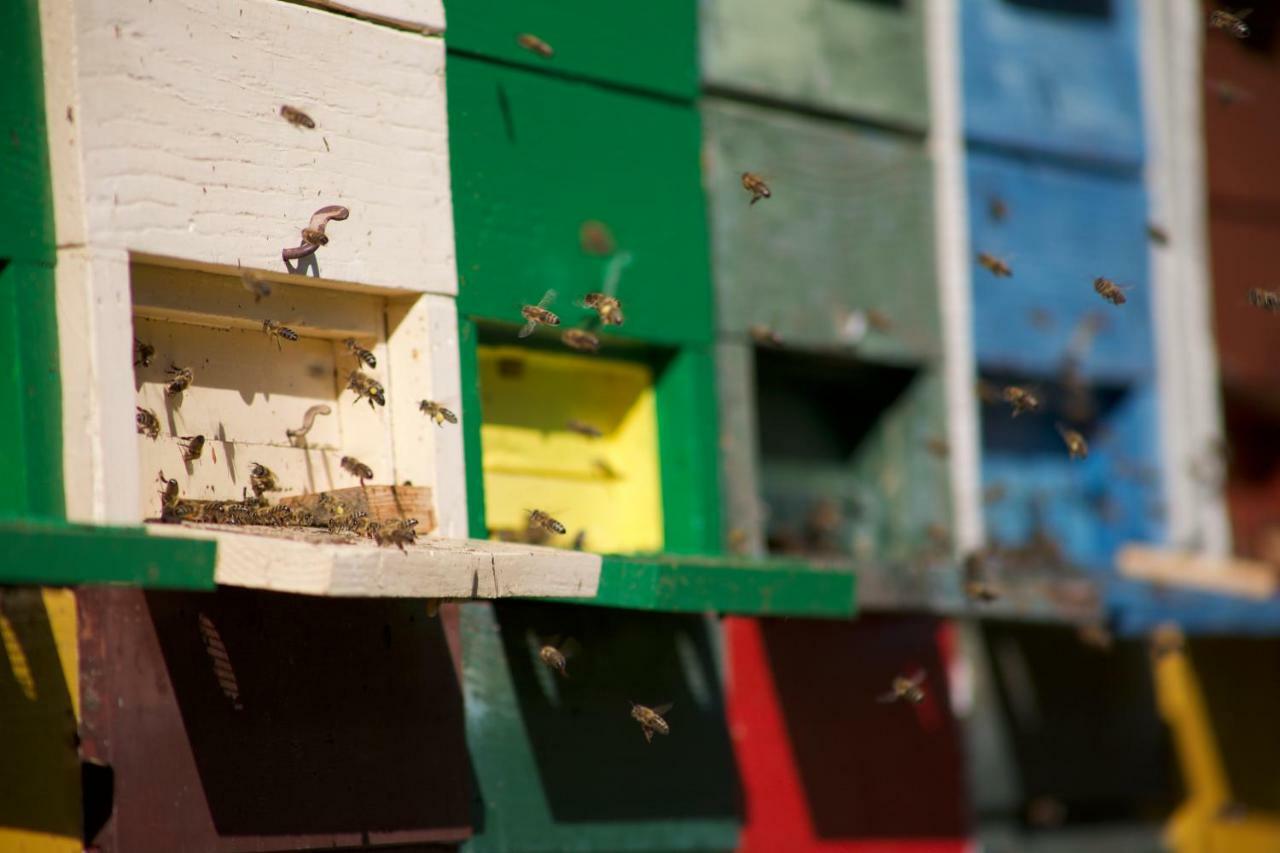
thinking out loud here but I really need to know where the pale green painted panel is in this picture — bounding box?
[701,0,928,129]
[715,342,765,556]
[703,98,938,359]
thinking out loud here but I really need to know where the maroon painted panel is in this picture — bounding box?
[78,588,469,852]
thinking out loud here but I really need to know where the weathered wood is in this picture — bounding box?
[703,98,937,357]
[1118,545,1278,600]
[279,485,435,530]
[40,0,454,292]
[701,0,928,129]
[145,523,601,599]
[715,342,766,557]
[292,0,445,33]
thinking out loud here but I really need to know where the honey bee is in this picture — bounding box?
[1056,423,1088,460]
[630,701,672,743]
[344,337,376,369]
[583,292,625,326]
[1146,223,1170,244]
[1248,287,1280,312]
[1206,78,1254,106]
[562,328,601,352]
[571,529,588,550]
[179,434,206,462]
[579,220,616,256]
[419,399,458,426]
[1209,7,1252,39]
[373,518,418,552]
[877,670,926,704]
[565,419,603,438]
[988,195,1009,222]
[133,337,154,367]
[519,290,560,338]
[248,462,279,498]
[749,324,784,347]
[165,364,194,396]
[1093,277,1129,306]
[517,33,554,57]
[528,509,566,536]
[538,639,575,678]
[157,471,180,515]
[924,436,949,458]
[238,262,271,302]
[136,406,161,439]
[346,370,386,409]
[1002,385,1040,417]
[741,172,771,205]
[866,309,893,333]
[279,104,315,128]
[263,319,299,349]
[963,551,1002,602]
[340,455,375,486]
[977,252,1013,278]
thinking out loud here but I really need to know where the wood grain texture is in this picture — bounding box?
[703,98,938,357]
[448,55,714,345]
[701,0,928,129]
[145,523,601,598]
[47,0,454,292]
[299,0,445,32]
[443,0,697,100]
[961,0,1145,165]
[278,484,435,528]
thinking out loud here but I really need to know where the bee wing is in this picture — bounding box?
[537,288,558,309]
[517,320,537,339]
[642,726,654,743]
[652,702,674,716]
[1238,7,1254,20]
[560,637,583,659]
[907,669,926,687]
[876,690,899,703]
[442,408,459,424]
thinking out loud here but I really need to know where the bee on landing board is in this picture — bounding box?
[562,328,600,352]
[977,252,1013,278]
[179,435,206,462]
[741,172,771,205]
[248,462,279,498]
[519,290,560,338]
[1002,385,1040,417]
[346,370,386,409]
[165,364,194,397]
[1056,423,1088,460]
[279,104,316,129]
[157,471,180,515]
[1248,288,1280,312]
[262,319,299,349]
[1093,277,1130,306]
[877,670,926,705]
[133,337,154,368]
[136,407,161,439]
[373,518,418,552]
[1209,7,1252,39]
[582,292,625,326]
[630,701,672,743]
[517,33,554,57]
[528,509,566,536]
[340,456,374,486]
[344,337,376,369]
[419,399,458,427]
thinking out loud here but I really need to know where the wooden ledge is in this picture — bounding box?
[144,523,601,599]
[1118,545,1278,600]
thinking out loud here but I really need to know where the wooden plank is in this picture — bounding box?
[278,484,435,528]
[42,0,454,293]
[448,55,713,345]
[443,0,697,100]
[78,588,470,852]
[961,0,1145,165]
[703,98,937,357]
[0,521,215,588]
[145,523,601,599]
[701,0,928,129]
[1118,545,1278,600]
[294,0,445,33]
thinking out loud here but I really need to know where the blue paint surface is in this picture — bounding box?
[962,0,1145,165]
[968,150,1152,381]
[1108,579,1280,636]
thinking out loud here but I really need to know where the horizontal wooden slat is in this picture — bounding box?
[47,0,454,292]
[296,0,445,33]
[1118,545,1279,600]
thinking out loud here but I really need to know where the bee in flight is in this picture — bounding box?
[988,195,1009,222]
[528,509,566,536]
[346,370,386,409]
[741,172,771,205]
[1093,277,1129,306]
[562,328,600,352]
[136,406,161,439]
[582,292,625,326]
[344,337,376,369]
[165,364,194,397]
[1209,7,1252,39]
[749,324,784,347]
[566,419,603,438]
[977,252,1013,278]
[877,670,926,705]
[630,701,672,743]
[248,462,279,498]
[1056,423,1088,460]
[537,637,578,678]
[239,262,272,302]
[1248,287,1280,312]
[1002,385,1040,417]
[419,399,458,427]
[517,33,554,57]
[579,220,616,256]
[179,434,206,462]
[924,436,949,458]
[263,319,299,349]
[279,104,316,129]
[341,456,374,486]
[133,337,154,367]
[963,551,1002,602]
[519,290,560,338]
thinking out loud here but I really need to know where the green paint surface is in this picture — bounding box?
[448,55,714,347]
[654,346,721,555]
[462,602,740,853]
[0,521,216,588]
[0,0,55,264]
[444,0,698,100]
[703,98,937,358]
[701,0,928,129]
[587,555,857,617]
[459,319,490,539]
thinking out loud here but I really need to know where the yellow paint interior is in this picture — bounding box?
[0,589,82,852]
[479,345,664,554]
